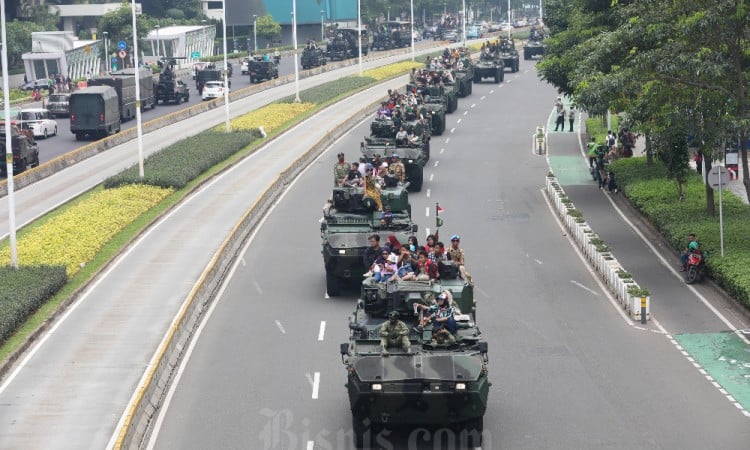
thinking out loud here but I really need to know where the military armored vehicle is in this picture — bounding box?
[155,59,190,104]
[321,185,416,296]
[456,54,475,94]
[474,51,505,83]
[523,27,547,60]
[301,47,327,69]
[408,82,458,114]
[371,21,412,51]
[340,276,490,448]
[499,39,520,72]
[327,27,369,60]
[370,116,430,160]
[0,124,40,175]
[247,58,279,83]
[361,138,426,191]
[419,101,447,136]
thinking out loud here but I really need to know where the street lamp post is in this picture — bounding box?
[103,31,109,72]
[462,0,467,45]
[253,15,257,52]
[357,0,362,76]
[222,0,230,131]
[387,7,390,22]
[130,0,144,178]
[292,2,300,102]
[410,0,415,61]
[508,0,511,39]
[154,25,159,60]
[1,0,19,268]
[320,10,325,43]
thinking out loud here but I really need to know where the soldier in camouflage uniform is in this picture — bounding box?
[380,311,412,356]
[389,154,406,184]
[333,152,349,186]
[432,327,457,346]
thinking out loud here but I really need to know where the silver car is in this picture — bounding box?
[47,93,71,117]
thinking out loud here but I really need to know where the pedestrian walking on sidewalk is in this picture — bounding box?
[568,108,575,132]
[554,108,566,131]
[694,152,703,175]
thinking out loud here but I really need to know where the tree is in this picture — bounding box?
[256,15,281,41]
[5,20,45,69]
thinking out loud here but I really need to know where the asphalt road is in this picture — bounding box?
[146,65,750,449]
[18,57,297,165]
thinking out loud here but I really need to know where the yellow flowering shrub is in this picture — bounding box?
[363,61,424,80]
[0,185,173,276]
[227,102,314,133]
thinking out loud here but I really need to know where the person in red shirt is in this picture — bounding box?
[415,250,438,281]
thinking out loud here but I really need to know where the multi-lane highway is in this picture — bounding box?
[144,64,750,449]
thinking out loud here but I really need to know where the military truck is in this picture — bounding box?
[371,21,412,51]
[474,50,505,83]
[340,276,490,448]
[88,67,156,120]
[300,47,327,69]
[196,68,230,93]
[327,27,369,60]
[155,59,190,104]
[499,39,520,72]
[247,58,279,83]
[524,27,547,60]
[361,138,426,192]
[69,86,121,140]
[321,185,416,296]
[0,124,40,175]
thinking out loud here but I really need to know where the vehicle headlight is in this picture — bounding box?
[338,249,346,254]
[455,383,466,390]
[372,383,382,391]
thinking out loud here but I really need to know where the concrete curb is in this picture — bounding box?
[544,175,651,320]
[113,90,390,450]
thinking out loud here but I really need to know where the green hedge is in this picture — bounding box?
[104,130,261,189]
[0,265,68,343]
[279,75,376,104]
[610,157,750,308]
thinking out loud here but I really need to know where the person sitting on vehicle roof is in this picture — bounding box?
[380,311,412,356]
[343,162,363,187]
[395,126,408,145]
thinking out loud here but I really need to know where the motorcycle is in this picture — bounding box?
[684,251,705,284]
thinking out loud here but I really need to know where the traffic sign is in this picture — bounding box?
[111,56,118,63]
[117,40,127,50]
[118,49,128,59]
[708,165,730,190]
[191,51,201,58]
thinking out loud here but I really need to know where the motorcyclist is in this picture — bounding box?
[680,233,700,271]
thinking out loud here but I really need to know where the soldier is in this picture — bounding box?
[390,154,406,183]
[333,152,348,186]
[380,311,412,356]
[447,235,472,285]
[433,327,456,346]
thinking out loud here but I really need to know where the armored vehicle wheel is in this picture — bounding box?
[32,149,40,167]
[468,81,473,95]
[408,170,423,192]
[17,157,27,173]
[524,49,531,60]
[465,417,484,446]
[494,73,500,84]
[352,414,368,448]
[452,97,458,112]
[326,272,342,297]
[75,132,84,141]
[499,70,505,82]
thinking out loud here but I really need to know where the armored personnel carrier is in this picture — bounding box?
[499,39,520,72]
[524,27,547,60]
[340,275,490,448]
[321,185,416,296]
[247,58,279,83]
[370,116,431,160]
[361,138,426,191]
[0,124,40,175]
[474,50,505,83]
[300,47,327,69]
[456,54,475,95]
[155,59,190,104]
[408,82,458,114]
[451,69,472,98]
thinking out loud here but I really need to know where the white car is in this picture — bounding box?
[16,108,58,139]
[240,58,250,75]
[201,81,226,101]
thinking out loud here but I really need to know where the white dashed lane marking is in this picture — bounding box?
[429,173,434,181]
[457,119,462,124]
[318,321,326,341]
[450,127,456,133]
[426,189,431,198]
[480,95,486,100]
[425,207,430,217]
[434,161,439,167]
[463,111,468,115]
[440,148,445,154]
[445,137,450,143]
[471,103,476,108]
[306,372,320,399]
[275,320,286,334]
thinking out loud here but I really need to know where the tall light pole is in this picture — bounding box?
[103,31,109,72]
[221,0,230,131]
[410,0,415,61]
[357,0,362,76]
[292,1,300,102]
[539,0,544,24]
[508,0,511,39]
[154,25,159,60]
[462,0,467,45]
[1,0,18,268]
[320,10,325,42]
[253,14,257,52]
[387,7,390,22]
[130,0,144,178]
